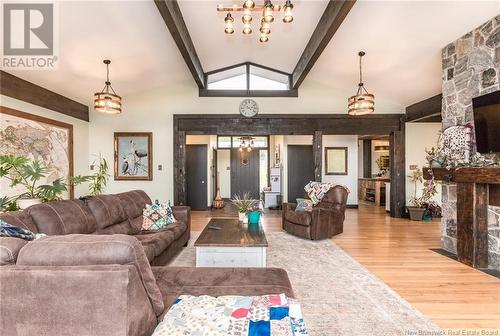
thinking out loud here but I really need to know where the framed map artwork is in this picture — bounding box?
[0,106,74,199]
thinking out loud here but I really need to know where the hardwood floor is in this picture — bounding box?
[191,204,500,330]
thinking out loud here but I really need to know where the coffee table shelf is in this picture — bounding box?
[194,218,268,267]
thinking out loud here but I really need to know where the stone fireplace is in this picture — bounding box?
[441,15,499,269]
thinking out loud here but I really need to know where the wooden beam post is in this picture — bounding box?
[154,0,205,89]
[291,0,356,89]
[363,139,372,178]
[457,182,489,268]
[405,94,442,122]
[313,131,323,182]
[173,127,187,206]
[389,117,406,218]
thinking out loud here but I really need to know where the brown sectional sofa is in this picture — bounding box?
[0,190,190,265]
[0,190,294,336]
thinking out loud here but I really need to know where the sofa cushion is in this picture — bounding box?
[116,190,152,232]
[0,211,38,234]
[163,221,187,240]
[86,195,135,234]
[17,234,164,316]
[28,200,97,235]
[0,237,29,265]
[152,267,295,312]
[285,210,311,226]
[133,230,175,259]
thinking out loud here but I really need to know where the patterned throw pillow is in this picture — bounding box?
[142,202,176,231]
[295,199,313,212]
[0,219,46,240]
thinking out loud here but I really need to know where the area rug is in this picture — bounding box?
[170,232,440,336]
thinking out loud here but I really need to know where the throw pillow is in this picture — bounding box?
[142,202,176,231]
[295,199,313,212]
[0,219,46,241]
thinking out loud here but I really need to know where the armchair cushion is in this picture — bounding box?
[17,234,165,317]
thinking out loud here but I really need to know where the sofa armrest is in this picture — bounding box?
[173,205,191,232]
[283,203,297,212]
[0,265,157,336]
[17,234,164,316]
[0,237,29,266]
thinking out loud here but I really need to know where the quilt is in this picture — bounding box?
[152,294,309,336]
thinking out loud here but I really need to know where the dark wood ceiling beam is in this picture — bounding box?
[406,94,442,122]
[154,0,205,89]
[291,0,356,89]
[0,71,89,121]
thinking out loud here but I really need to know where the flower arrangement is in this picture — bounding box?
[230,193,259,214]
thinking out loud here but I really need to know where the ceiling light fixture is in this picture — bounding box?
[224,12,235,34]
[94,59,122,114]
[348,51,375,116]
[238,136,255,152]
[217,0,292,43]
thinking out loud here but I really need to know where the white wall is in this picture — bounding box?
[322,135,359,205]
[405,122,442,205]
[1,95,90,198]
[357,140,364,177]
[217,149,231,198]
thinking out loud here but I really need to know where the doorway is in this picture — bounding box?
[230,148,260,199]
[186,144,208,210]
[287,145,314,202]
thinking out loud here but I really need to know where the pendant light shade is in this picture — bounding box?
[348,51,374,116]
[94,60,122,114]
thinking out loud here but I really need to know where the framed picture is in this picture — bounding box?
[114,132,152,180]
[325,147,348,175]
[0,106,74,198]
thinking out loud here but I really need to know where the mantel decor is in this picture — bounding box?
[218,0,293,42]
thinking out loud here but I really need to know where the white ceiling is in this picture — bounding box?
[178,0,329,73]
[1,0,499,109]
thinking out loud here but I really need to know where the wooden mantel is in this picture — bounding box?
[424,166,500,269]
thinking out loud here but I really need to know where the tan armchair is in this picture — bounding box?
[282,185,349,240]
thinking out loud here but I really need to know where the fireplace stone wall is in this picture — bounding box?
[441,15,499,269]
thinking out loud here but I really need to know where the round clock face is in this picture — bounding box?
[239,99,259,118]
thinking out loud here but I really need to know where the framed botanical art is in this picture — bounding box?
[325,147,348,175]
[0,106,74,198]
[114,132,152,181]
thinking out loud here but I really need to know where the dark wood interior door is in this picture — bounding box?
[230,148,259,199]
[186,145,207,210]
[287,145,314,202]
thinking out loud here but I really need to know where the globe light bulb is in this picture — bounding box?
[243,0,255,9]
[224,13,234,34]
[283,0,293,23]
[243,22,252,35]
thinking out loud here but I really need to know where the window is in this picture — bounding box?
[201,62,297,97]
[217,136,268,149]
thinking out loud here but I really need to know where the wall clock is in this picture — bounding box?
[239,99,259,118]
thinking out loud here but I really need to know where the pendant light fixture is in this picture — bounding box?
[348,51,375,116]
[224,12,235,34]
[94,59,122,114]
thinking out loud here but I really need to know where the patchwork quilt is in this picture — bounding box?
[304,182,350,205]
[152,294,309,336]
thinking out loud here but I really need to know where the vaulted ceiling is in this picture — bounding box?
[3,1,499,110]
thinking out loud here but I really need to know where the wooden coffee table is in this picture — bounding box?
[194,218,268,267]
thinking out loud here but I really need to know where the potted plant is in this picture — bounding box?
[247,206,263,225]
[407,168,438,221]
[425,147,444,168]
[88,155,110,196]
[0,155,90,209]
[231,193,258,224]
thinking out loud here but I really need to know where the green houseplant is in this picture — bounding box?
[230,193,258,224]
[0,155,91,210]
[88,155,110,196]
[407,168,438,221]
